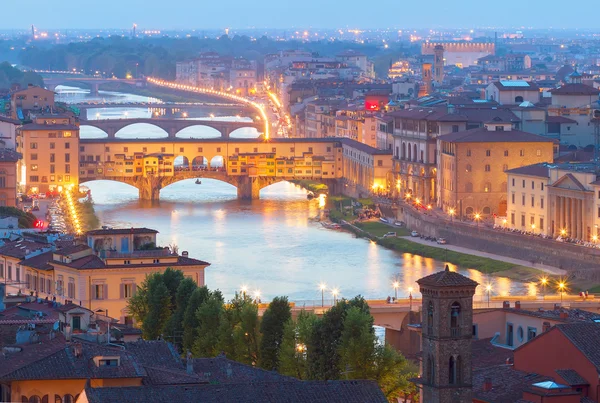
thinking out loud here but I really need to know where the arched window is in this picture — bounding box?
[63,395,74,403]
[450,302,461,335]
[465,164,472,173]
[407,144,412,161]
[420,150,424,162]
[484,182,491,193]
[465,207,474,216]
[28,396,41,403]
[54,395,62,403]
[428,354,435,382]
[449,356,462,384]
[402,143,406,159]
[483,206,491,215]
[465,182,473,193]
[427,301,434,332]
[515,96,524,103]
[413,144,418,161]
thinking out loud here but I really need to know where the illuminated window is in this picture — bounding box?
[31,164,38,171]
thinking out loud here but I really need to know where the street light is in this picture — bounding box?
[540,277,548,298]
[254,290,261,303]
[560,228,567,237]
[449,208,455,222]
[474,213,481,228]
[405,192,412,200]
[531,223,536,234]
[240,285,248,297]
[332,288,339,304]
[392,281,400,300]
[558,281,566,306]
[485,284,492,307]
[502,218,508,228]
[320,283,327,307]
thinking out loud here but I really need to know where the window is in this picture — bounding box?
[495,126,505,131]
[30,142,38,149]
[522,180,525,188]
[542,183,545,191]
[449,356,461,385]
[485,164,490,172]
[50,154,55,163]
[65,165,70,174]
[511,193,515,204]
[522,194,525,206]
[80,146,85,152]
[465,182,473,192]
[504,150,509,157]
[30,175,39,182]
[377,160,383,167]
[31,164,38,171]
[123,283,134,299]
[450,302,461,334]
[94,284,105,300]
[65,142,70,149]
[540,218,544,231]
[511,213,515,225]
[531,196,535,207]
[527,327,537,341]
[540,198,544,209]
[31,153,38,160]
[536,149,541,157]
[161,147,166,153]
[521,214,526,227]
[486,150,491,157]
[517,326,525,342]
[427,301,434,334]
[452,125,459,132]
[50,142,55,149]
[465,164,472,173]
[473,324,478,338]
[50,165,55,174]
[512,178,515,186]
[520,149,525,157]
[484,182,491,193]
[99,359,119,367]
[466,149,471,157]
[531,181,535,190]
[530,216,535,225]
[65,154,70,163]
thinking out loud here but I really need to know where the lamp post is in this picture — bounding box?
[540,277,548,298]
[240,285,248,298]
[254,290,261,303]
[502,218,508,228]
[392,281,399,300]
[408,286,413,311]
[474,213,481,228]
[485,284,492,308]
[531,223,536,234]
[449,208,455,223]
[332,288,339,305]
[320,283,327,307]
[558,282,565,306]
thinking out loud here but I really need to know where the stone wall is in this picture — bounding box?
[396,203,600,272]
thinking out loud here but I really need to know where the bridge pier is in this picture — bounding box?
[236,176,261,200]
[91,83,100,95]
[136,175,163,201]
[106,129,117,139]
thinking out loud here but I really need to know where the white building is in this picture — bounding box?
[0,116,18,149]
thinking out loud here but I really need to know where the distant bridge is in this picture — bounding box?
[72,102,246,110]
[78,117,263,139]
[43,76,144,94]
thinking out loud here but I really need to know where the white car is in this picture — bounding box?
[411,231,419,237]
[437,238,448,245]
[383,232,397,238]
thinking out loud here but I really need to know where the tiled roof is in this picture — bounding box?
[20,250,54,271]
[550,83,600,96]
[82,380,388,403]
[0,148,21,162]
[20,124,79,131]
[472,364,553,403]
[53,244,91,256]
[55,303,92,313]
[505,163,550,178]
[417,265,479,288]
[493,81,540,91]
[437,127,553,143]
[556,323,600,372]
[472,338,514,371]
[0,340,146,381]
[86,227,159,236]
[191,355,295,384]
[0,116,20,125]
[546,116,577,124]
[54,254,210,270]
[555,369,588,386]
[0,239,52,259]
[0,333,66,378]
[501,307,600,323]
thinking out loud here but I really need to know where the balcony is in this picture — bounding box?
[451,327,460,337]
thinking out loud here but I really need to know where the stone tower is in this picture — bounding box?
[416,265,478,403]
[433,45,444,84]
[419,63,433,97]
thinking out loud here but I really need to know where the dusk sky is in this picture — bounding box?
[2,0,595,30]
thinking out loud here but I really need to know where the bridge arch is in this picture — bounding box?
[229,126,261,139]
[192,156,208,169]
[174,156,190,171]
[209,155,225,169]
[175,125,222,139]
[79,125,109,139]
[114,123,169,139]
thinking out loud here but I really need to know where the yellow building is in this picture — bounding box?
[505,163,551,234]
[0,149,21,207]
[10,85,55,120]
[18,114,79,195]
[1,228,209,324]
[437,123,555,219]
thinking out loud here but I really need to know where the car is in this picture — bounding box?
[383,232,397,238]
[32,205,40,211]
[411,231,419,237]
[437,238,448,245]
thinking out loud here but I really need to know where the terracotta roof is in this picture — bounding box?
[501,307,600,323]
[0,240,53,259]
[191,355,295,384]
[0,333,66,378]
[20,250,54,271]
[505,163,550,178]
[555,369,588,386]
[20,124,79,131]
[0,340,146,381]
[556,323,600,372]
[86,227,159,236]
[55,303,93,313]
[472,364,553,403]
[82,380,388,403]
[546,116,577,124]
[549,83,600,96]
[0,116,20,125]
[437,127,553,143]
[417,265,479,288]
[0,148,21,162]
[472,338,514,371]
[53,244,90,256]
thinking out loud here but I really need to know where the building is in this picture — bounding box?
[0,116,19,149]
[506,162,600,240]
[0,228,210,324]
[414,265,479,403]
[17,114,79,195]
[9,85,55,120]
[0,149,21,207]
[341,140,393,197]
[336,50,373,78]
[422,42,495,68]
[229,59,257,96]
[485,81,540,105]
[304,99,344,138]
[437,122,555,218]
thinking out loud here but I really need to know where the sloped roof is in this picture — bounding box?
[417,265,479,288]
[556,323,600,372]
[473,365,552,403]
[555,369,589,386]
[86,227,158,236]
[549,83,600,96]
[437,127,552,144]
[505,163,550,179]
[191,355,295,384]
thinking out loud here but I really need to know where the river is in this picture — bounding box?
[56,85,530,302]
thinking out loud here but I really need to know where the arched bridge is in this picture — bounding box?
[43,77,144,94]
[79,118,264,138]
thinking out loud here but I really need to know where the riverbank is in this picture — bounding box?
[290,179,329,195]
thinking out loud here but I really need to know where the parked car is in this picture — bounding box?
[436,238,448,245]
[394,221,405,227]
[411,231,419,237]
[383,232,397,238]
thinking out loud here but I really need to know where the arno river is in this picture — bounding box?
[56,86,529,302]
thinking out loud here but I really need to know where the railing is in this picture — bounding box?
[450,327,460,337]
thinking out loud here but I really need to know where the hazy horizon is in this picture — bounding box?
[2,0,598,31]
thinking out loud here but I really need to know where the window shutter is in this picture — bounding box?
[132,283,137,297]
[103,284,108,300]
[120,284,124,299]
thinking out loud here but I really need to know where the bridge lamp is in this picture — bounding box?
[320,283,327,307]
[392,281,400,300]
[331,288,339,304]
[485,284,492,307]
[558,281,566,305]
[560,228,567,237]
[240,285,248,297]
[474,213,481,227]
[540,277,548,297]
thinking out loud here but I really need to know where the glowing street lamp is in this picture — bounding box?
[593,235,598,244]
[474,213,481,228]
[392,281,399,300]
[560,228,567,237]
[540,277,548,298]
[320,283,327,307]
[502,218,508,228]
[449,208,455,222]
[485,284,492,307]
[405,193,412,200]
[331,288,339,304]
[240,285,248,297]
[558,281,566,305]
[531,223,536,234]
[254,290,261,302]
[408,286,413,311]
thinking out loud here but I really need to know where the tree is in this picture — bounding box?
[338,306,377,379]
[278,311,316,379]
[372,345,419,403]
[192,292,224,357]
[161,267,185,306]
[141,275,172,340]
[182,286,211,351]
[164,277,197,345]
[232,301,261,365]
[259,296,291,370]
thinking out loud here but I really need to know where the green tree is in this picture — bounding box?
[372,345,419,402]
[192,292,225,357]
[161,267,185,305]
[259,296,291,370]
[232,301,261,365]
[141,275,172,340]
[278,312,316,380]
[163,277,197,345]
[337,306,376,379]
[182,286,211,351]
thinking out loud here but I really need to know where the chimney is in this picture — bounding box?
[505,357,513,365]
[72,342,82,358]
[483,377,493,392]
[542,321,551,332]
[65,324,72,342]
[559,311,569,319]
[554,303,561,310]
[186,350,194,374]
[515,301,521,310]
[502,301,510,309]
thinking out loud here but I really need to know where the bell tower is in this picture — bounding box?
[433,45,444,84]
[416,265,478,403]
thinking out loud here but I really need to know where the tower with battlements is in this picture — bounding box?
[433,45,444,84]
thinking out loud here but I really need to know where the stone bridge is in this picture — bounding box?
[79,118,264,138]
[43,77,144,94]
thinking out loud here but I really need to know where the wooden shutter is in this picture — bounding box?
[132,283,137,297]
[119,284,124,299]
[103,284,108,300]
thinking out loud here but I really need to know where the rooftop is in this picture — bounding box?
[472,364,552,403]
[550,83,600,96]
[416,265,479,288]
[494,81,540,91]
[0,149,21,163]
[0,239,52,259]
[437,127,554,144]
[555,323,600,372]
[505,163,551,179]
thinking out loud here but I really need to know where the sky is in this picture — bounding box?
[2,0,596,30]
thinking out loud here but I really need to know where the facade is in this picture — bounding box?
[415,266,478,403]
[18,114,79,195]
[0,149,21,207]
[9,86,55,120]
[341,141,393,196]
[422,42,495,68]
[0,116,19,149]
[229,59,257,96]
[485,81,540,105]
[505,163,551,234]
[437,123,555,218]
[304,100,343,138]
